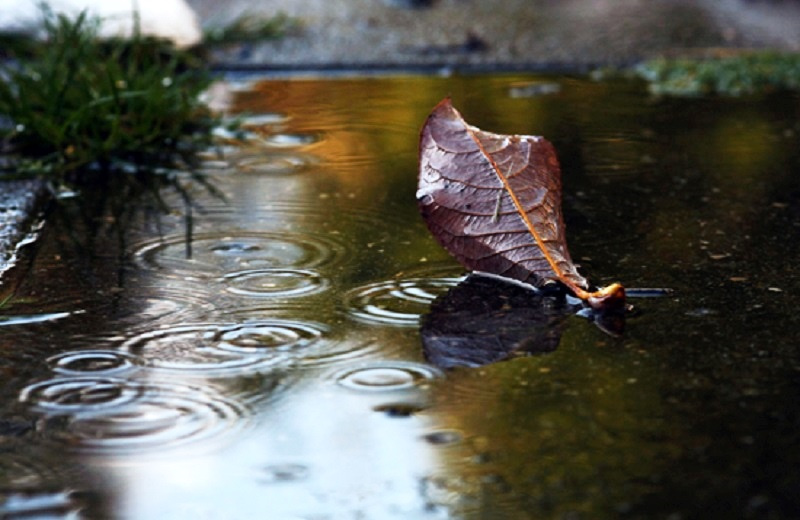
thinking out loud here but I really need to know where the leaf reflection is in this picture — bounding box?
[421,273,625,369]
[420,274,568,369]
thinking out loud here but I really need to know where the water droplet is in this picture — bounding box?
[342,277,461,326]
[335,362,441,391]
[223,268,329,298]
[121,320,327,376]
[47,350,144,376]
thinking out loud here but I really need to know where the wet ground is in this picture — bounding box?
[1,73,799,518]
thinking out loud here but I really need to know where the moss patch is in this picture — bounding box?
[634,51,800,96]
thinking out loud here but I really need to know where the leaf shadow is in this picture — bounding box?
[420,273,623,369]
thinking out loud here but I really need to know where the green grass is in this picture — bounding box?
[203,11,300,44]
[634,51,800,96]
[0,7,224,214]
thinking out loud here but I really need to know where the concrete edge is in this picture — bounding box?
[0,179,49,291]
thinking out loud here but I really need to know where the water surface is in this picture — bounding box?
[1,74,799,518]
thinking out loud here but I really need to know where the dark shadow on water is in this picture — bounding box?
[420,273,625,369]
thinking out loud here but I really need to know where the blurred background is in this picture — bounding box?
[189,0,800,68]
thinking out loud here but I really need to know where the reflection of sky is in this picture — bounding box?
[116,375,441,519]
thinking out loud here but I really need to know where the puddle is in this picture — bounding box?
[1,74,799,518]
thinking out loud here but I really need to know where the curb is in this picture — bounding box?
[0,179,48,288]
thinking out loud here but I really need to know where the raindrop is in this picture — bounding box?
[120,320,327,376]
[342,277,462,326]
[335,361,442,391]
[47,350,145,376]
[223,268,329,298]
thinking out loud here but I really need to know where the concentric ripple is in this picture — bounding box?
[335,361,442,392]
[28,380,250,456]
[47,350,145,376]
[120,320,327,376]
[235,152,318,175]
[223,268,328,298]
[19,377,145,413]
[133,231,344,277]
[342,277,463,326]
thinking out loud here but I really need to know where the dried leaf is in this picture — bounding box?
[417,97,624,312]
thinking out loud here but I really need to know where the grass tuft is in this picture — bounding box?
[203,11,301,44]
[0,6,225,214]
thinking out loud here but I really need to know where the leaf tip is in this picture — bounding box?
[585,283,626,313]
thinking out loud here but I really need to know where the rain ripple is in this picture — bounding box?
[133,231,344,278]
[20,378,249,456]
[120,320,327,376]
[20,377,144,413]
[342,277,463,327]
[222,268,328,298]
[234,151,319,175]
[335,361,442,392]
[47,350,145,377]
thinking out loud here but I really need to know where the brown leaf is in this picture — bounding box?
[417,97,624,312]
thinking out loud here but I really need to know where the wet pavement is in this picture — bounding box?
[191,0,800,69]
